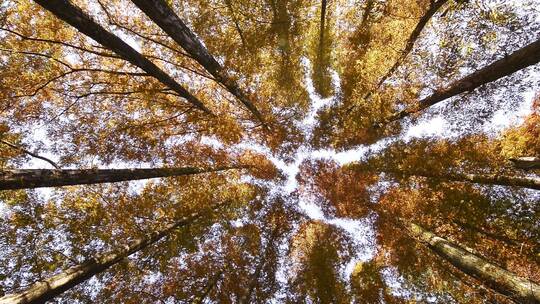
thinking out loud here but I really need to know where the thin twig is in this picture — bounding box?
[0,139,60,169]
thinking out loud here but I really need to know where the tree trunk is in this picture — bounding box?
[33,0,212,114]
[129,0,265,126]
[381,38,540,125]
[510,157,540,170]
[453,220,522,249]
[239,226,280,304]
[383,168,540,190]
[0,201,228,304]
[0,166,244,190]
[376,0,448,87]
[405,222,540,303]
[192,271,223,304]
[318,0,327,60]
[223,0,248,49]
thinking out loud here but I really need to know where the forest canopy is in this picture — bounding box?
[0,0,539,303]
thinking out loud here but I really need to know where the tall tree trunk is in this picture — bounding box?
[453,220,522,249]
[376,0,448,87]
[192,271,223,304]
[318,0,327,58]
[0,166,244,190]
[32,0,212,114]
[405,222,540,303]
[129,0,265,126]
[382,168,540,190]
[0,201,228,304]
[380,38,540,125]
[312,0,332,98]
[510,157,540,170]
[346,0,448,115]
[223,0,248,49]
[239,226,280,304]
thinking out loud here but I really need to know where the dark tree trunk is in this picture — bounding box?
[0,166,243,190]
[0,201,228,304]
[33,0,212,114]
[239,226,280,304]
[510,157,540,170]
[192,271,223,304]
[376,0,449,87]
[381,38,540,125]
[382,168,540,190]
[129,0,265,125]
[406,222,540,303]
[453,220,524,249]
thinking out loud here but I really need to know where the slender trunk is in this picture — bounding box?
[510,157,540,170]
[32,0,212,114]
[0,166,244,190]
[312,0,331,98]
[192,271,223,304]
[453,220,522,249]
[318,0,327,59]
[223,0,248,49]
[384,168,540,190]
[380,38,540,125]
[129,0,265,126]
[344,0,448,116]
[0,201,228,304]
[269,0,292,56]
[239,227,279,304]
[376,0,448,87]
[405,222,540,303]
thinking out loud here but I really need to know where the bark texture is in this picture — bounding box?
[384,169,540,190]
[406,222,540,303]
[129,0,265,125]
[33,0,212,114]
[0,201,228,304]
[381,38,540,125]
[0,166,242,190]
[510,157,540,170]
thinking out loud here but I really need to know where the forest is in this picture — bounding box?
[0,0,539,303]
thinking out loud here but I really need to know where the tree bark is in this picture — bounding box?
[129,0,265,126]
[192,271,223,304]
[383,168,540,190]
[406,222,540,303]
[380,38,540,125]
[32,0,212,114]
[376,0,448,87]
[239,226,280,304]
[510,157,540,170]
[318,0,327,60]
[0,166,244,190]
[0,201,228,304]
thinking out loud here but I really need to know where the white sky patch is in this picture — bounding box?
[113,29,141,52]
[486,90,535,132]
[404,115,448,140]
[64,53,81,66]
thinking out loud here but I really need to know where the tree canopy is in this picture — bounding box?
[1,0,539,303]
